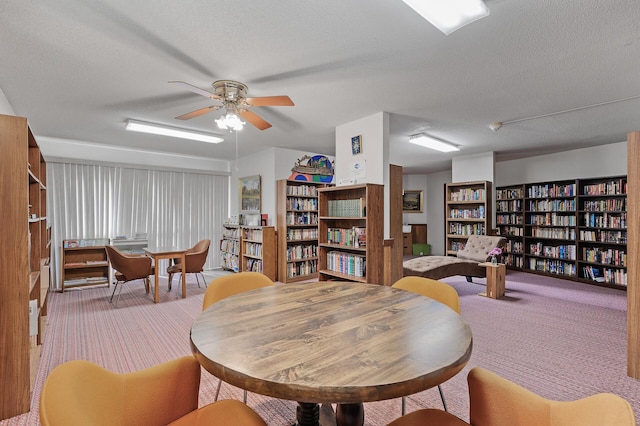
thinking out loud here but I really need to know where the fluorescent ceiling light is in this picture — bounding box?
[125,119,224,144]
[409,134,460,152]
[402,0,489,35]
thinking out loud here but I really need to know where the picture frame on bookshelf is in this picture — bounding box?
[402,189,423,213]
[239,175,261,212]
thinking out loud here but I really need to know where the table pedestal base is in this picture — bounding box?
[296,402,364,426]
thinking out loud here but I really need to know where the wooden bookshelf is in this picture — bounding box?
[445,181,493,255]
[276,179,328,283]
[317,183,384,284]
[220,223,242,272]
[495,184,525,269]
[62,239,110,291]
[241,226,276,281]
[0,114,50,419]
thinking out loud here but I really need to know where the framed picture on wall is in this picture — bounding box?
[351,135,362,155]
[402,189,423,213]
[239,175,261,212]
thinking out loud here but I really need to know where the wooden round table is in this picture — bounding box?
[190,281,472,426]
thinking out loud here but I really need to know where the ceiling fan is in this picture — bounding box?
[169,80,294,130]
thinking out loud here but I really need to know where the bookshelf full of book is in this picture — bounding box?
[62,239,110,291]
[241,226,276,281]
[220,223,242,272]
[276,179,329,283]
[317,183,384,284]
[445,181,493,255]
[496,175,627,289]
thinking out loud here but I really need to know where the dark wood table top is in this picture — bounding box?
[190,281,472,404]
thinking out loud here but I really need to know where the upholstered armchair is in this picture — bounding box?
[167,239,211,290]
[39,356,267,426]
[105,245,155,306]
[388,367,636,426]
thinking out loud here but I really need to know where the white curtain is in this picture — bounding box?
[47,162,229,290]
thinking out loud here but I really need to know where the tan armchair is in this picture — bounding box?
[40,356,266,426]
[388,367,636,426]
[105,245,155,306]
[168,239,211,290]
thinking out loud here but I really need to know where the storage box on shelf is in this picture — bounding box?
[241,226,276,281]
[496,185,525,269]
[276,179,328,283]
[62,239,110,291]
[220,223,242,272]
[445,181,493,256]
[0,114,50,419]
[317,183,383,284]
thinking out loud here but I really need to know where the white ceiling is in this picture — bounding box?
[1,1,640,174]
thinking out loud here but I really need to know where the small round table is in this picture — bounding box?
[190,281,472,426]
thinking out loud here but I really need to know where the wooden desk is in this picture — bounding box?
[478,262,506,299]
[190,282,472,426]
[143,247,186,303]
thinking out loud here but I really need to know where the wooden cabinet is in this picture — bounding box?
[276,179,328,283]
[241,226,276,281]
[0,114,50,419]
[220,223,242,272]
[402,232,413,255]
[445,181,493,255]
[62,239,110,290]
[317,183,384,284]
[496,185,525,269]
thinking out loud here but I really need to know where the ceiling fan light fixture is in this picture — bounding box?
[402,0,489,35]
[125,119,223,143]
[409,134,460,152]
[216,112,245,131]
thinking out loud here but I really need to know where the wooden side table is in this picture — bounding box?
[478,262,506,299]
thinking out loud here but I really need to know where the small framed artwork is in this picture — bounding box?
[239,175,261,212]
[402,190,423,213]
[351,135,362,155]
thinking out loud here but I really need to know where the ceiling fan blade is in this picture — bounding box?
[175,106,220,120]
[238,110,272,130]
[169,80,220,100]
[244,96,294,107]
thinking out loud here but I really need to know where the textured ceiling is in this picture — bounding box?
[1,0,639,173]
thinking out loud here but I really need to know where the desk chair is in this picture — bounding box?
[203,271,274,402]
[388,367,636,426]
[105,245,155,307]
[40,356,266,426]
[168,239,211,291]
[392,276,460,414]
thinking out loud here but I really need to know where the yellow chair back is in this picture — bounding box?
[202,271,274,311]
[392,276,460,314]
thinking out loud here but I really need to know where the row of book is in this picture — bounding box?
[504,254,524,268]
[220,239,240,255]
[63,276,108,286]
[528,183,576,198]
[286,211,318,225]
[579,230,627,244]
[528,199,576,212]
[220,253,239,272]
[496,200,522,212]
[286,244,317,261]
[285,259,318,278]
[449,241,466,252]
[243,228,264,241]
[449,206,485,219]
[326,227,366,248]
[529,213,576,226]
[528,243,576,260]
[286,197,318,211]
[529,227,576,240]
[529,258,577,276]
[582,212,626,229]
[582,198,625,212]
[63,238,109,248]
[496,214,524,225]
[286,185,320,197]
[581,247,626,267]
[582,179,627,196]
[504,240,523,254]
[244,259,264,273]
[449,188,485,202]
[448,223,485,236]
[496,188,524,200]
[222,227,241,239]
[286,228,318,241]
[498,226,524,236]
[244,242,264,257]
[327,198,365,217]
[326,251,366,277]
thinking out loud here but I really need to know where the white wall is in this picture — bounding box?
[425,170,451,255]
[452,151,495,182]
[0,88,15,115]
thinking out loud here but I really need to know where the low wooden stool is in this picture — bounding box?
[478,262,506,299]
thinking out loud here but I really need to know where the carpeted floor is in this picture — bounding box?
[2,270,639,425]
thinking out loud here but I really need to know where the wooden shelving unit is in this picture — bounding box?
[495,184,525,269]
[317,183,384,284]
[62,239,110,291]
[220,223,242,272]
[445,181,492,255]
[276,179,328,283]
[241,226,276,281]
[0,114,50,419]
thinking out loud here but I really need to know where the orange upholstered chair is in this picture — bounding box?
[167,239,211,291]
[392,276,460,413]
[202,271,274,401]
[388,367,636,426]
[39,356,266,426]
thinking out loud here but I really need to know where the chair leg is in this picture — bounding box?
[144,277,150,294]
[401,396,406,415]
[113,282,125,307]
[167,273,173,291]
[214,379,222,401]
[197,272,207,288]
[109,282,119,303]
[438,385,448,412]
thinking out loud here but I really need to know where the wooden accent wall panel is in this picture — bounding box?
[627,131,640,378]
